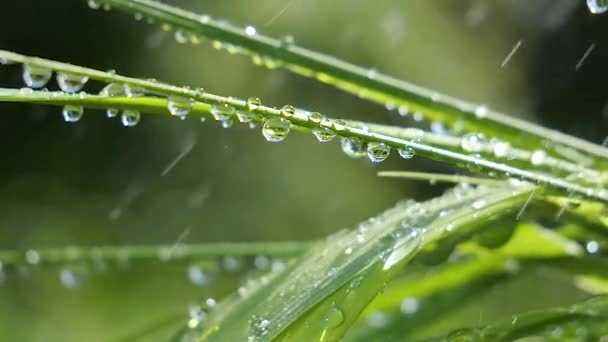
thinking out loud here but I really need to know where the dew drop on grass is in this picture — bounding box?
[236,111,254,123]
[321,304,345,331]
[188,304,206,328]
[383,228,422,270]
[492,140,510,158]
[174,30,189,44]
[106,108,119,118]
[530,149,547,166]
[245,25,257,36]
[188,265,211,286]
[246,97,261,111]
[121,110,140,127]
[398,146,416,159]
[249,316,271,341]
[25,249,40,265]
[280,104,296,118]
[221,118,234,128]
[367,142,391,163]
[262,117,290,142]
[587,0,608,14]
[167,96,194,117]
[461,133,486,153]
[309,112,323,124]
[56,72,89,93]
[210,104,235,121]
[59,268,81,289]
[341,137,366,158]
[125,85,145,98]
[22,64,52,88]
[586,240,600,254]
[62,105,84,123]
[312,127,336,142]
[400,297,420,315]
[87,0,100,9]
[221,256,243,272]
[99,83,125,97]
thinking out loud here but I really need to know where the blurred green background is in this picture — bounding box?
[0,0,606,340]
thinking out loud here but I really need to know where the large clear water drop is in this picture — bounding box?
[587,0,608,14]
[262,117,290,142]
[62,105,84,123]
[23,64,52,89]
[57,72,89,93]
[367,142,391,163]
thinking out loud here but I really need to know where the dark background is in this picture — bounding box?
[0,0,606,340]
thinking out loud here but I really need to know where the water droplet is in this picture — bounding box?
[587,0,608,14]
[245,25,257,36]
[492,140,510,158]
[461,133,486,153]
[56,72,89,93]
[367,142,391,163]
[221,256,243,272]
[87,0,100,9]
[474,105,488,118]
[398,105,409,116]
[99,83,125,97]
[312,127,336,143]
[221,118,234,128]
[321,304,345,329]
[188,265,211,286]
[25,250,40,265]
[23,64,52,89]
[262,117,290,142]
[309,112,323,124]
[62,105,84,123]
[210,104,235,121]
[341,137,366,158]
[586,240,600,254]
[167,96,194,117]
[253,255,270,270]
[400,297,420,315]
[59,268,81,289]
[125,85,145,98]
[280,35,295,47]
[398,146,415,159]
[471,200,486,209]
[246,97,262,111]
[332,119,348,132]
[188,304,206,328]
[236,111,255,123]
[121,110,140,127]
[367,311,389,328]
[249,316,271,341]
[175,30,189,44]
[106,108,119,118]
[280,105,295,118]
[530,149,547,166]
[383,228,422,270]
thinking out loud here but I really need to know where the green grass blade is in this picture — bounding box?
[98,0,608,166]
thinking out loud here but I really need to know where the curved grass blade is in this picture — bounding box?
[185,185,535,341]
[97,0,608,166]
[0,51,606,202]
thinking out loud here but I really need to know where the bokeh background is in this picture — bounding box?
[0,0,606,340]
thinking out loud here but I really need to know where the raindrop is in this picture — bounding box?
[262,117,290,142]
[587,0,608,14]
[398,105,408,116]
[174,30,189,44]
[321,304,345,329]
[332,119,348,132]
[280,105,296,118]
[87,0,100,9]
[309,112,323,124]
[367,311,389,328]
[245,25,257,36]
[400,297,420,315]
[280,35,295,47]
[221,118,234,128]
[312,127,336,142]
[62,105,84,123]
[341,137,367,158]
[530,150,547,166]
[383,228,422,270]
[586,241,600,254]
[367,142,391,163]
[254,255,271,270]
[474,105,488,118]
[249,316,271,341]
[57,72,89,93]
[106,108,119,118]
[246,97,262,111]
[25,250,40,265]
[99,83,125,97]
[492,140,510,158]
[121,110,140,127]
[188,305,206,329]
[59,268,81,289]
[167,96,194,117]
[22,64,52,89]
[188,265,211,286]
[236,111,255,123]
[210,104,235,121]
[125,85,145,98]
[461,133,486,153]
[398,146,415,159]
[221,256,243,272]
[471,200,486,210]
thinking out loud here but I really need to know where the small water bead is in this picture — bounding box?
[309,112,323,124]
[474,105,488,118]
[398,146,415,159]
[262,117,290,142]
[587,0,608,14]
[25,250,40,265]
[253,255,271,270]
[125,85,145,98]
[249,316,271,341]
[245,25,257,36]
[280,35,295,47]
[23,64,52,88]
[59,268,81,289]
[471,199,486,210]
[236,111,255,123]
[366,311,389,329]
[87,0,100,9]
[492,140,511,158]
[530,149,547,166]
[280,105,296,118]
[413,112,425,122]
[210,104,235,121]
[400,297,420,315]
[312,127,337,143]
[99,83,126,97]
[221,118,234,128]
[221,256,244,272]
[188,305,206,329]
[56,72,89,93]
[321,304,345,329]
[586,240,600,254]
[461,133,486,153]
[246,97,262,111]
[341,137,367,158]
[121,110,140,127]
[106,108,119,118]
[19,87,34,95]
[167,96,194,117]
[383,228,422,270]
[332,119,348,132]
[188,265,211,286]
[62,105,84,123]
[367,142,391,163]
[398,105,409,116]
[174,30,189,44]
